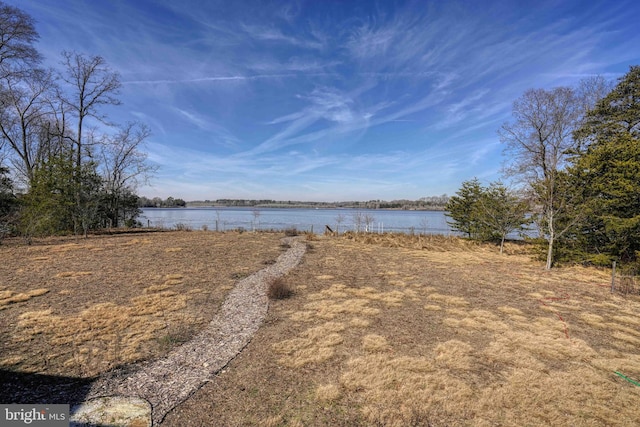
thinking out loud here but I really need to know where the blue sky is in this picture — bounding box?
[13,0,640,201]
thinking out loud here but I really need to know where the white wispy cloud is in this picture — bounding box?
[244,83,380,155]
[172,108,240,149]
[241,23,325,50]
[17,0,640,201]
[123,74,302,85]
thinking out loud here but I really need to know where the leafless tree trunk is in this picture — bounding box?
[99,122,155,227]
[58,51,121,234]
[0,69,54,185]
[500,87,580,269]
[353,211,363,233]
[59,51,121,172]
[500,78,610,268]
[364,214,375,233]
[0,1,45,182]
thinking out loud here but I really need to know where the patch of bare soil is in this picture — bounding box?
[0,230,283,386]
[162,233,640,427]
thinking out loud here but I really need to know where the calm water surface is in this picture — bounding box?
[140,207,454,235]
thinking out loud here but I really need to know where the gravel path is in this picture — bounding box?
[72,237,306,426]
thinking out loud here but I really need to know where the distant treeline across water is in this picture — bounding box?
[140,207,454,235]
[137,196,449,211]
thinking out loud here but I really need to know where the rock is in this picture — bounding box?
[70,396,151,427]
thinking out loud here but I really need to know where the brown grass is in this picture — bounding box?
[0,231,283,378]
[361,334,390,353]
[315,384,341,402]
[4,231,640,426]
[0,288,50,309]
[161,233,640,427]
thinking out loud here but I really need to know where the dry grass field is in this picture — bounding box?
[0,231,283,379]
[163,233,640,427]
[2,230,640,426]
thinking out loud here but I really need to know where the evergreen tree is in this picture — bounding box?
[0,165,17,241]
[20,154,103,237]
[569,133,640,263]
[569,67,640,263]
[476,182,530,254]
[446,178,484,239]
[0,165,15,215]
[20,154,76,237]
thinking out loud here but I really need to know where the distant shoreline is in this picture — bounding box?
[186,202,446,211]
[139,197,450,211]
[150,204,447,211]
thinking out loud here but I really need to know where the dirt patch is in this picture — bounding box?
[0,231,283,380]
[162,234,640,427]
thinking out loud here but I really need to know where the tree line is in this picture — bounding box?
[447,66,640,269]
[181,196,449,210]
[138,196,186,208]
[0,2,154,241]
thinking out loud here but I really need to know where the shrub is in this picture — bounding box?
[174,222,192,231]
[284,227,298,236]
[268,277,293,300]
[587,253,614,267]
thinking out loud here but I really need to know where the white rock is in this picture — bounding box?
[70,396,151,427]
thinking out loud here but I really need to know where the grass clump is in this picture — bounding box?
[284,227,299,237]
[268,277,294,300]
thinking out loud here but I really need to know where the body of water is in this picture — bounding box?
[140,207,454,235]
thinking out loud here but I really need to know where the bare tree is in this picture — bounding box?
[353,211,363,233]
[0,68,55,185]
[59,51,121,170]
[0,2,41,79]
[574,75,615,150]
[37,80,76,155]
[0,1,45,179]
[57,51,121,233]
[99,122,155,227]
[500,87,583,269]
[364,213,375,233]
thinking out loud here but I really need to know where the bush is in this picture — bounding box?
[587,253,614,267]
[174,222,192,231]
[267,277,293,300]
[284,227,298,236]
